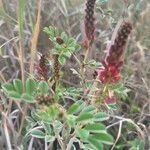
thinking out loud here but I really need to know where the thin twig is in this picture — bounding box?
[18,104,28,135]
[56,134,65,150]
[45,138,48,150]
[28,137,34,150]
[111,121,123,150]
[110,115,145,139]
[66,136,76,150]
[2,112,12,150]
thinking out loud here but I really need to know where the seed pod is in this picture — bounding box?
[56,37,64,45]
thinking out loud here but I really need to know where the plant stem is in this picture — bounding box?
[30,0,42,74]
[56,134,66,150]
[18,104,28,135]
[66,136,76,150]
[80,47,90,88]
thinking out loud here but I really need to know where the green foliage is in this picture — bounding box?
[8,91,21,100]
[1,78,49,103]
[43,26,81,65]
[87,59,102,69]
[129,139,145,150]
[38,80,49,94]
[13,79,23,94]
[87,136,103,150]
[2,83,15,93]
[111,83,130,100]
[94,112,109,122]
[37,105,60,123]
[64,87,81,100]
[76,128,89,140]
[84,123,106,133]
[76,113,93,123]
[21,93,35,103]
[67,100,84,114]
[96,0,109,4]
[31,129,45,139]
[43,26,59,42]
[26,78,36,95]
[23,100,114,149]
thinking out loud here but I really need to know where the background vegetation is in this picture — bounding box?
[0,0,149,149]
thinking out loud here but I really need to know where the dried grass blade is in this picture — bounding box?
[29,0,42,74]
[17,0,26,88]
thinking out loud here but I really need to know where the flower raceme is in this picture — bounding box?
[106,22,132,66]
[36,54,48,81]
[83,0,96,48]
[96,21,132,84]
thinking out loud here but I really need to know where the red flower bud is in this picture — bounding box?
[104,91,117,105]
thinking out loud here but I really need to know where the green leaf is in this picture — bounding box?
[31,129,45,139]
[43,123,52,133]
[67,103,80,114]
[65,114,76,127]
[67,100,85,115]
[94,112,109,122]
[76,128,89,140]
[88,136,103,150]
[13,79,23,94]
[64,51,72,58]
[8,91,21,100]
[81,105,96,113]
[2,83,14,93]
[43,26,59,41]
[58,56,66,65]
[92,133,114,145]
[21,93,35,103]
[84,123,106,133]
[26,78,36,95]
[76,113,93,123]
[75,44,81,52]
[38,80,48,94]
[96,0,108,4]
[107,104,118,110]
[66,38,75,45]
[64,87,81,99]
[45,135,55,142]
[67,47,75,52]
[38,106,59,123]
[84,144,98,150]
[53,121,63,134]
[31,111,41,121]
[129,139,145,150]
[113,84,130,100]
[88,60,102,68]
[61,32,68,42]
